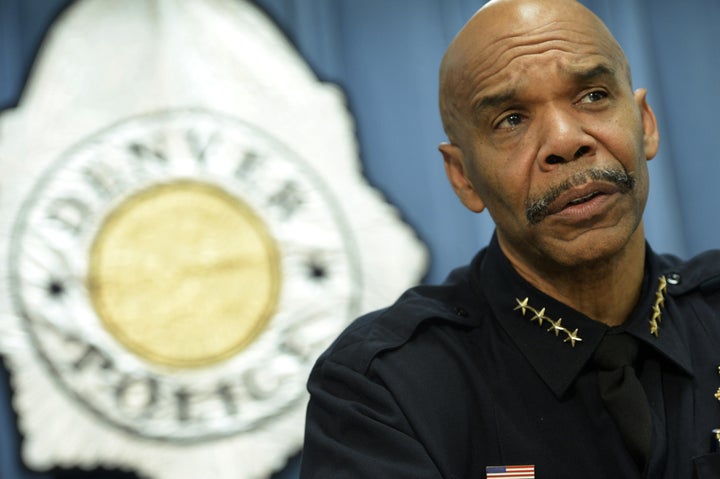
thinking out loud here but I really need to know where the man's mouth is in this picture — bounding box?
[547,184,616,216]
[525,168,635,224]
[565,191,603,206]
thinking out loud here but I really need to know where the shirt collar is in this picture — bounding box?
[469,234,693,399]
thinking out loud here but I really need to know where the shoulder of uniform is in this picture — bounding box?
[658,249,720,296]
[316,263,479,375]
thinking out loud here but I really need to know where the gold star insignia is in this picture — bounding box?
[547,318,564,336]
[514,297,529,315]
[531,307,546,325]
[513,298,582,348]
[563,328,582,348]
[715,387,720,402]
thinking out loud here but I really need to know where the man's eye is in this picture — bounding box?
[580,90,608,103]
[497,113,523,129]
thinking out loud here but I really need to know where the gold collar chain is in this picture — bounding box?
[649,275,668,337]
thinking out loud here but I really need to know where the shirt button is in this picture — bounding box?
[667,272,681,285]
[453,306,468,317]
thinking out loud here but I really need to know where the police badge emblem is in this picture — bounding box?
[0,1,426,478]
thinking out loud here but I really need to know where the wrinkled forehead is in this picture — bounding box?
[441,0,630,112]
[473,22,626,90]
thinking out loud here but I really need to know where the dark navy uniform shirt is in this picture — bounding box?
[301,236,720,478]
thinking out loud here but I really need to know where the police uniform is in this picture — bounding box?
[300,235,720,478]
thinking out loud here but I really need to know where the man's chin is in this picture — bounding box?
[532,223,643,271]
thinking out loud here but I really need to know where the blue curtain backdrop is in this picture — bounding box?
[1,0,718,478]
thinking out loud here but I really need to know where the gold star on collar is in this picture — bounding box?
[564,328,582,347]
[546,317,564,337]
[715,366,720,403]
[514,297,583,348]
[531,307,546,325]
[649,275,668,337]
[514,297,529,315]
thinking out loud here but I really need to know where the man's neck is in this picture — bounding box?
[504,230,646,327]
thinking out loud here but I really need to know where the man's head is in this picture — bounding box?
[438,0,659,272]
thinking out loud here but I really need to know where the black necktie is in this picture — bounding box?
[593,333,652,470]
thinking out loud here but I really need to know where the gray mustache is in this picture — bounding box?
[526,168,635,224]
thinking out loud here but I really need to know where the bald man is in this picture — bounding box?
[300,1,720,477]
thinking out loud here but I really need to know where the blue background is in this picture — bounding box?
[1,0,719,478]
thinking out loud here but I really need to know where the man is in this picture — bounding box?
[300,0,720,477]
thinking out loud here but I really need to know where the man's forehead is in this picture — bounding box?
[447,0,622,67]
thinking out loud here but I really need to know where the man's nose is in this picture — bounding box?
[536,106,596,170]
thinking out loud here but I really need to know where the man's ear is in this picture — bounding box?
[439,142,486,213]
[635,88,659,161]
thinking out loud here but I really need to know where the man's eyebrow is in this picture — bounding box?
[471,64,618,115]
[570,64,617,83]
[472,90,518,115]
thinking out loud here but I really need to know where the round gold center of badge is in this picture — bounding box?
[88,180,280,368]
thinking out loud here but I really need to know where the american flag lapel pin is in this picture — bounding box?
[486,464,535,478]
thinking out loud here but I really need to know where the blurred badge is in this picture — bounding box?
[0,1,426,478]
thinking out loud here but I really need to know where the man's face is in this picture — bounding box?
[441,4,659,270]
